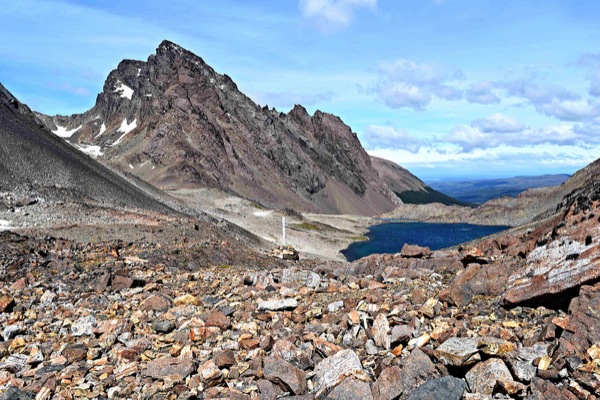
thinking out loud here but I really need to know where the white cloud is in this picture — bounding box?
[471,113,525,133]
[374,59,463,110]
[362,125,423,152]
[502,80,600,121]
[368,143,600,178]
[465,81,499,104]
[299,0,377,32]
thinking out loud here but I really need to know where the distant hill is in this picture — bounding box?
[427,174,570,204]
[371,157,469,207]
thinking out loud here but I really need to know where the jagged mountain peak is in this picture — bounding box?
[35,41,410,215]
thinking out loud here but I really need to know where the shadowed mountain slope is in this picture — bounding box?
[0,83,173,213]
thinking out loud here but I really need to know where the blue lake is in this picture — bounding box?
[342,222,510,262]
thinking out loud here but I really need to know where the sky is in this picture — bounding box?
[2,0,600,181]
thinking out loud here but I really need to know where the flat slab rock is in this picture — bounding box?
[503,236,600,306]
[313,349,369,399]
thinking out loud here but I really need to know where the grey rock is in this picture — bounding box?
[405,376,466,400]
[313,349,369,399]
[434,337,481,367]
[0,387,33,400]
[71,314,97,336]
[326,378,373,400]
[152,320,175,333]
[2,324,23,341]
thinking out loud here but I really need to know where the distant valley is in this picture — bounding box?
[428,174,570,205]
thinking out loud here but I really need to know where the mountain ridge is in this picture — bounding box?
[35,40,459,216]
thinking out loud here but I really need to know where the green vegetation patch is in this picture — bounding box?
[291,222,321,231]
[396,187,474,207]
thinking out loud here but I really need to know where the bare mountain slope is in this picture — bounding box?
[371,156,469,206]
[0,83,174,213]
[37,40,402,216]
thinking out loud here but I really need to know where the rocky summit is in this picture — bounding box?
[36,40,408,216]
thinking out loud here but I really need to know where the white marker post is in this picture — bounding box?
[282,217,286,247]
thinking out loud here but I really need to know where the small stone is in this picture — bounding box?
[326,377,373,400]
[313,349,369,399]
[62,344,88,363]
[506,342,549,382]
[2,324,23,341]
[142,294,172,312]
[257,298,298,311]
[390,325,413,344]
[405,376,466,400]
[152,320,176,333]
[198,359,223,387]
[213,349,236,368]
[0,295,15,313]
[372,366,403,400]
[111,275,134,290]
[263,356,307,395]
[465,358,513,395]
[205,310,231,330]
[142,357,196,381]
[71,315,97,337]
[478,337,517,357]
[327,301,344,313]
[173,293,198,306]
[372,313,390,350]
[401,244,432,258]
[434,337,481,367]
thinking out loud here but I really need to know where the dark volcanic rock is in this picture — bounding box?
[405,376,466,400]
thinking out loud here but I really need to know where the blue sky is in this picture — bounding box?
[2,0,600,180]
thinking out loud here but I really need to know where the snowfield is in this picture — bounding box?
[111,118,138,146]
[73,144,103,158]
[52,124,82,138]
[114,80,134,100]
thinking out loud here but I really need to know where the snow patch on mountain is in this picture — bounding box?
[95,123,106,138]
[114,80,134,100]
[111,118,137,146]
[73,144,103,158]
[52,124,82,138]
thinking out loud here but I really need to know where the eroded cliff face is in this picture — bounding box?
[37,40,400,216]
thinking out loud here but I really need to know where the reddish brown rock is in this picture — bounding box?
[213,349,236,368]
[563,282,600,356]
[371,366,403,400]
[373,348,439,400]
[0,294,15,313]
[61,344,88,363]
[440,262,511,307]
[263,356,307,395]
[111,275,134,290]
[141,357,196,381]
[503,233,600,307]
[205,310,231,330]
[326,378,373,400]
[401,244,432,259]
[142,294,172,312]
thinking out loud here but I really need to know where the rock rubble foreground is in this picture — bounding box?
[0,183,598,399]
